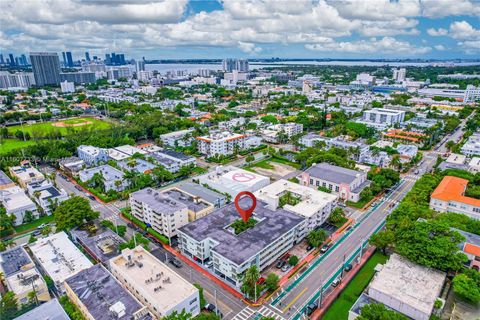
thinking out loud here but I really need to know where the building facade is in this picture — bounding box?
[30,52,61,86]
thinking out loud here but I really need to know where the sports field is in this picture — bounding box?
[6,117,111,136]
[0,139,37,155]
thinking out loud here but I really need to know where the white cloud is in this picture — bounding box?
[421,0,480,17]
[237,42,262,54]
[427,28,448,36]
[434,44,446,51]
[449,21,480,40]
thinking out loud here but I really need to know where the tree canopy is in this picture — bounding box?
[53,196,99,230]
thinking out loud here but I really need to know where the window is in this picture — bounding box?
[335,186,339,192]
[316,181,319,186]
[190,298,197,304]
[473,207,480,213]
[310,179,313,185]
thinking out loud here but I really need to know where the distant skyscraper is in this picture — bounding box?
[136,60,145,72]
[222,58,248,72]
[20,54,28,66]
[236,59,249,72]
[62,52,67,67]
[9,53,15,66]
[85,51,90,61]
[0,54,4,65]
[392,68,406,82]
[66,52,74,68]
[222,58,235,72]
[105,54,111,65]
[30,52,61,86]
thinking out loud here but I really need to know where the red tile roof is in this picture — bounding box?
[431,176,480,207]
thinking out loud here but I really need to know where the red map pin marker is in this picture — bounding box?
[234,191,257,222]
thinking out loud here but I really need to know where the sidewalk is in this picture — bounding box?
[310,246,376,320]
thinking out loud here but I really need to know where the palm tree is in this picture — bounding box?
[241,265,260,300]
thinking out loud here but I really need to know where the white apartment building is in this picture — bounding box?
[464,85,480,103]
[178,199,304,287]
[461,132,480,156]
[9,163,45,188]
[130,188,189,238]
[392,68,406,82]
[300,163,369,203]
[196,131,246,157]
[77,145,108,166]
[255,179,338,238]
[429,176,480,220]
[159,129,194,148]
[110,247,200,319]
[60,81,75,93]
[26,180,69,214]
[0,186,39,225]
[29,232,93,293]
[79,165,128,192]
[358,108,406,129]
[0,71,35,89]
[269,123,304,138]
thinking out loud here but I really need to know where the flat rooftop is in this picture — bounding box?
[255,179,338,217]
[29,231,93,285]
[110,247,198,313]
[70,227,126,264]
[13,298,70,320]
[163,188,211,213]
[131,188,187,213]
[6,267,45,296]
[159,149,194,161]
[177,182,226,204]
[179,198,304,265]
[0,170,14,186]
[305,162,363,185]
[0,246,34,277]
[65,264,147,320]
[369,253,446,316]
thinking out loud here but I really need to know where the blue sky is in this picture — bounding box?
[1,0,479,59]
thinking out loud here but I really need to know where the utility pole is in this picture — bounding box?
[214,289,218,316]
[341,254,346,279]
[318,276,323,308]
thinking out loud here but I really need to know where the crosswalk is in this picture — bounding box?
[231,306,285,320]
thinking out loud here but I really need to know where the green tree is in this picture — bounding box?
[369,230,395,254]
[329,207,346,224]
[264,273,280,292]
[241,265,260,300]
[288,255,299,266]
[445,140,456,151]
[28,235,37,244]
[357,303,408,320]
[0,291,18,320]
[193,284,206,309]
[195,314,220,320]
[246,155,255,163]
[395,221,467,271]
[54,196,99,230]
[306,229,327,247]
[162,310,192,320]
[0,206,15,238]
[452,269,480,304]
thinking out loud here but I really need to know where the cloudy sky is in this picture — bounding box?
[2,0,480,60]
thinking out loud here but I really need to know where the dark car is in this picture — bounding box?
[127,223,135,229]
[32,230,41,236]
[169,258,182,268]
[75,185,83,191]
[306,245,314,251]
[88,195,96,201]
[276,260,285,269]
[305,303,318,316]
[320,244,330,254]
[205,304,216,313]
[344,264,353,272]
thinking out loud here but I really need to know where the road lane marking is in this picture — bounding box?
[282,287,308,313]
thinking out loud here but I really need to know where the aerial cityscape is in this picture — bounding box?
[1,1,480,320]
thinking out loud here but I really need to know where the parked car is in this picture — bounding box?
[306,244,314,251]
[281,264,290,272]
[75,185,83,191]
[32,230,41,236]
[205,304,216,313]
[169,258,182,268]
[320,244,330,254]
[344,264,353,272]
[127,223,135,229]
[88,195,96,201]
[276,260,286,269]
[332,278,341,287]
[37,224,47,229]
[305,303,318,316]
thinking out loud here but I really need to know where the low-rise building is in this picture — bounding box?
[196,131,246,157]
[27,179,69,214]
[177,182,227,208]
[255,179,338,238]
[159,129,194,148]
[197,166,270,198]
[156,149,196,168]
[357,108,405,129]
[109,246,200,318]
[162,187,214,222]
[396,144,418,162]
[350,253,446,320]
[9,163,44,188]
[0,247,50,306]
[0,170,15,190]
[429,176,480,220]
[117,158,156,174]
[454,229,480,270]
[65,264,151,320]
[468,157,480,173]
[59,157,85,176]
[461,132,480,156]
[70,227,126,266]
[178,198,304,287]
[13,298,70,320]
[130,188,189,238]
[0,186,39,225]
[29,231,93,293]
[79,165,128,192]
[299,134,369,162]
[77,145,109,166]
[299,163,369,203]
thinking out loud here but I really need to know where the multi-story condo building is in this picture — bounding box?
[0,247,50,306]
[109,247,200,319]
[429,176,480,220]
[79,165,128,192]
[159,129,194,148]
[29,52,61,86]
[65,264,151,320]
[299,163,369,203]
[29,232,93,293]
[255,179,338,239]
[26,180,69,214]
[0,186,39,225]
[77,145,109,166]
[0,71,35,88]
[464,85,480,103]
[357,108,406,129]
[60,72,96,84]
[9,163,45,188]
[461,132,480,156]
[130,188,189,238]
[162,187,214,222]
[178,199,304,287]
[196,131,246,157]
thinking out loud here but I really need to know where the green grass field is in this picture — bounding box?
[6,117,111,136]
[0,139,37,155]
[322,251,388,320]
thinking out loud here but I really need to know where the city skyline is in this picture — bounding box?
[2,0,480,59]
